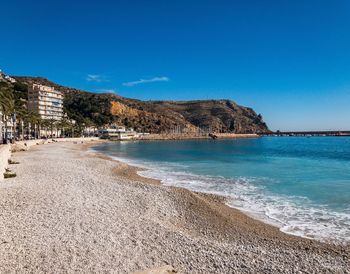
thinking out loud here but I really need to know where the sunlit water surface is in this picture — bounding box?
[93,137,350,244]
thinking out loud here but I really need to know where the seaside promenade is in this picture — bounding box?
[0,140,349,273]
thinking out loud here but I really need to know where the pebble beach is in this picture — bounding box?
[0,141,349,273]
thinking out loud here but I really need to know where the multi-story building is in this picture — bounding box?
[27,84,63,120]
[0,111,3,143]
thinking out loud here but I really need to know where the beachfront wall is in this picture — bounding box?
[0,144,11,181]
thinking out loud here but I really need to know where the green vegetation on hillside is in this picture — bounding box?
[0,80,41,142]
[11,76,270,134]
[64,91,115,127]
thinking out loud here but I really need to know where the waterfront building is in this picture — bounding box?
[98,126,138,140]
[27,84,63,120]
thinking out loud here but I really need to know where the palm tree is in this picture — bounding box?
[0,83,16,143]
[83,118,95,137]
[13,94,28,141]
[16,108,29,140]
[40,119,51,138]
[33,113,42,139]
[0,83,43,142]
[57,117,71,138]
[67,119,76,138]
[47,118,57,138]
[26,111,41,139]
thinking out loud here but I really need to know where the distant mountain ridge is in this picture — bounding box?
[13,76,270,134]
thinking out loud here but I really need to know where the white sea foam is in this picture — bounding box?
[93,150,350,244]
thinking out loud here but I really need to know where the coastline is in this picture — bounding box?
[88,143,349,245]
[1,140,349,273]
[137,133,260,141]
[85,142,350,267]
[89,146,287,229]
[89,141,350,245]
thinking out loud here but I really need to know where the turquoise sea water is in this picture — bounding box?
[93,137,350,243]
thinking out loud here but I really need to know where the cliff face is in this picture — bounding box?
[13,76,269,133]
[120,99,269,133]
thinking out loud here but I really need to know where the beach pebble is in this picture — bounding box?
[0,142,348,274]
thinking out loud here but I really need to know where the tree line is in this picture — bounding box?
[0,81,97,144]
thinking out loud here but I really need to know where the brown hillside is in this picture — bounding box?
[13,76,269,133]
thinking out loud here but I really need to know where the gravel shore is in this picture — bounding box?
[0,141,349,273]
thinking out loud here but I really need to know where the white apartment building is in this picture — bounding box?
[27,84,63,120]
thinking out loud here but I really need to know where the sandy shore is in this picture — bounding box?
[0,141,349,273]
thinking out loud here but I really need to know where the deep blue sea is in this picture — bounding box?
[93,137,350,244]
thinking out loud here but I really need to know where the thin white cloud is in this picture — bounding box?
[123,76,169,87]
[86,74,109,82]
[96,89,117,94]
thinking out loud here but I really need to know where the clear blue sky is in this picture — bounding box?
[1,0,350,131]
